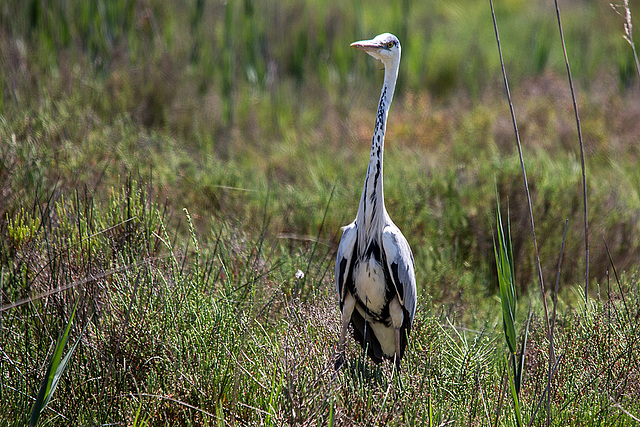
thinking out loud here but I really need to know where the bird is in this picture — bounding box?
[335,33,417,371]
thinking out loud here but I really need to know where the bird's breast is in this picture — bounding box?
[353,258,387,314]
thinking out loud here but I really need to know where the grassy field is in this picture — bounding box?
[1,0,640,425]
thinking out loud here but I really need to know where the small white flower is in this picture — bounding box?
[295,269,304,279]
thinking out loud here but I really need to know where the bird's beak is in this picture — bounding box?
[350,39,379,53]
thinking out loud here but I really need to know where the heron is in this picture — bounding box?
[335,33,417,370]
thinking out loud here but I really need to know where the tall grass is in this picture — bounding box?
[1,0,638,291]
[551,0,590,302]
[493,199,530,427]
[1,0,640,425]
[487,0,639,425]
[1,175,639,425]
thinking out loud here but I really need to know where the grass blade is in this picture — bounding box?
[552,0,590,303]
[494,196,527,426]
[30,300,79,426]
[489,0,550,334]
[604,239,630,321]
[547,219,569,426]
[505,355,523,427]
[516,305,532,396]
[328,398,335,427]
[494,195,516,355]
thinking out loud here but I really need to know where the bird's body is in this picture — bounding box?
[335,33,417,369]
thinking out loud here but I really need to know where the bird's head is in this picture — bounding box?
[350,33,401,68]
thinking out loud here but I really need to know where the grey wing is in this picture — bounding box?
[335,221,357,305]
[382,225,417,324]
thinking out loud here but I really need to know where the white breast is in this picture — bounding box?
[353,258,387,313]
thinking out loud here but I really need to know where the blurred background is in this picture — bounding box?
[1,0,639,306]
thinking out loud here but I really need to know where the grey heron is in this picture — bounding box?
[335,33,417,370]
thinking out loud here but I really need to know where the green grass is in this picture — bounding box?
[1,0,640,425]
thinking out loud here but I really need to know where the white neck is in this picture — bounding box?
[355,60,399,254]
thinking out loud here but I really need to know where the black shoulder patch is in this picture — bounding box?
[365,239,381,262]
[338,257,348,292]
[390,262,404,300]
[339,237,358,303]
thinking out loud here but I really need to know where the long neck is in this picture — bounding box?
[356,62,399,253]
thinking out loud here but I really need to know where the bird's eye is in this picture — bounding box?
[386,41,394,48]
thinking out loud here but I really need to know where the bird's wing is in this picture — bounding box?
[335,222,357,305]
[382,224,417,322]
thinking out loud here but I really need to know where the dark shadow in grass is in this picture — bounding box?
[341,357,386,388]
